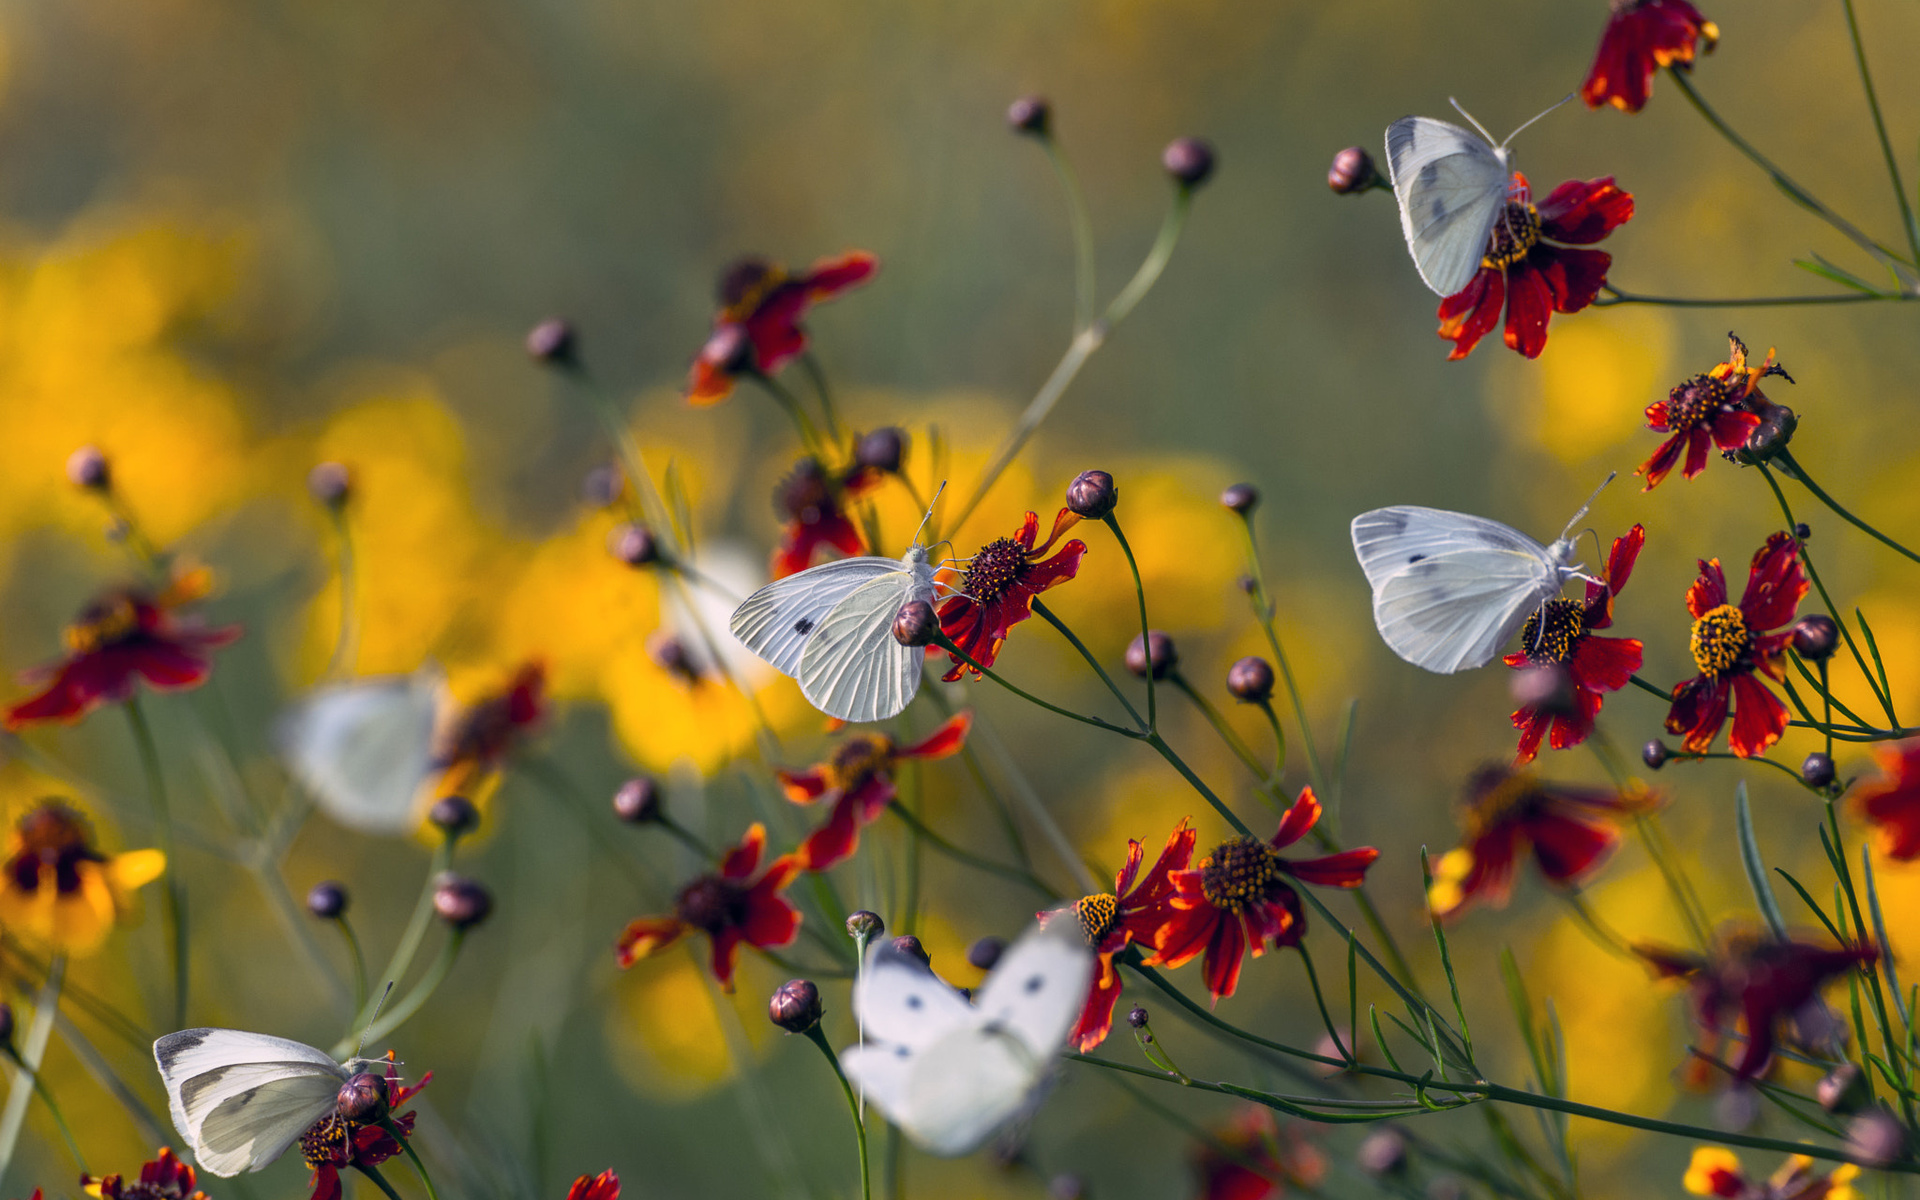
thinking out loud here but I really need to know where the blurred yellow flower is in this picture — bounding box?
[0,799,163,957]
[1486,309,1675,466]
[608,952,774,1098]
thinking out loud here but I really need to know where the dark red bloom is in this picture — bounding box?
[564,1171,620,1200]
[5,569,239,728]
[1853,738,1920,861]
[937,509,1087,681]
[1665,533,1808,758]
[685,252,878,406]
[303,1059,430,1200]
[777,712,972,870]
[1504,524,1645,763]
[1151,790,1378,1002]
[1584,0,1719,114]
[1639,335,1786,490]
[615,823,801,990]
[1636,932,1876,1079]
[1055,818,1195,1052]
[431,661,547,798]
[1428,764,1658,918]
[771,458,883,579]
[1191,1107,1326,1200]
[81,1147,207,1200]
[1435,173,1634,360]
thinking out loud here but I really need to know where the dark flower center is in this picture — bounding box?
[1516,598,1588,665]
[65,594,142,654]
[676,875,750,934]
[825,735,896,791]
[301,1112,354,1169]
[776,459,835,524]
[1690,603,1753,678]
[717,257,787,316]
[99,1173,197,1200]
[7,802,104,896]
[1665,373,1738,432]
[1198,837,1281,913]
[1463,767,1541,837]
[1075,892,1118,945]
[962,537,1029,604]
[1482,202,1542,270]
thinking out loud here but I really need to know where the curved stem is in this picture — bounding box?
[1839,0,1920,263]
[1104,514,1156,730]
[1234,514,1329,797]
[340,839,451,1053]
[933,628,1140,737]
[125,698,187,1027]
[1102,188,1192,327]
[1594,286,1891,308]
[1670,750,1818,790]
[1777,448,1920,565]
[388,1120,443,1200]
[354,1162,406,1200]
[1037,133,1098,332]
[885,803,1059,899]
[803,1025,872,1200]
[323,504,360,680]
[1144,731,1251,838]
[750,370,827,461]
[1169,674,1280,810]
[362,930,465,1048]
[798,351,847,448]
[1029,598,1145,729]
[1296,944,1351,1063]
[335,914,370,1017]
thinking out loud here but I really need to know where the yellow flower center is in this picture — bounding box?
[823,735,896,792]
[1690,603,1752,677]
[1516,599,1587,665]
[1074,893,1119,945]
[63,594,141,655]
[1482,201,1542,270]
[1198,837,1281,913]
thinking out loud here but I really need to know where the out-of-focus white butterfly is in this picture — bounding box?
[1385,96,1572,296]
[277,669,445,835]
[1351,475,1612,675]
[841,918,1092,1156]
[154,1027,387,1177]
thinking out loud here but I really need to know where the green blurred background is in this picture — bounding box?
[2,0,1920,1196]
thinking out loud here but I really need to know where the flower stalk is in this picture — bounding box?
[125,697,187,1027]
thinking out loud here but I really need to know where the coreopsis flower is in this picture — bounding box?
[616,823,801,990]
[81,1147,207,1199]
[1436,173,1634,360]
[777,712,972,870]
[772,457,882,579]
[1640,335,1786,490]
[1056,818,1195,1052]
[430,662,546,799]
[937,509,1087,681]
[4,569,239,728]
[1428,765,1657,918]
[1504,524,1645,763]
[565,1172,620,1200]
[1636,932,1876,1079]
[1584,0,1719,114]
[1684,1148,1857,1200]
[1191,1107,1326,1200]
[1853,738,1920,860]
[685,252,878,405]
[1151,790,1378,1001]
[0,801,165,957]
[302,1061,430,1200]
[1666,533,1808,758]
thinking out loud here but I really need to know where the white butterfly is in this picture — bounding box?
[1385,96,1571,296]
[277,669,445,835]
[841,918,1092,1157]
[153,1027,388,1177]
[1351,475,1612,675]
[729,544,938,725]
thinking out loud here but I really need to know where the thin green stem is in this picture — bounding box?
[125,697,187,1027]
[361,929,465,1048]
[1169,673,1276,804]
[2,1048,83,1173]
[335,914,370,1017]
[798,351,847,448]
[339,839,451,1054]
[804,1025,871,1200]
[1030,598,1146,729]
[751,370,828,460]
[1104,514,1156,729]
[323,503,360,680]
[1144,731,1251,838]
[1595,286,1893,308]
[1234,514,1329,796]
[0,956,62,1187]
[1296,944,1351,1063]
[1102,188,1192,327]
[1628,672,1671,702]
[1038,133,1098,332]
[1839,0,1920,264]
[388,1121,443,1200]
[885,803,1058,899]
[934,628,1140,737]
[354,1163,406,1200]
[1778,448,1920,565]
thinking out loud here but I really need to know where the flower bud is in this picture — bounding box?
[306,880,349,920]
[847,910,885,941]
[1006,95,1050,136]
[1219,482,1259,514]
[650,635,701,684]
[855,427,907,474]
[429,795,480,838]
[307,462,352,509]
[66,445,110,491]
[1328,146,1382,195]
[433,873,493,930]
[526,318,577,366]
[1226,656,1274,704]
[1066,470,1118,520]
[613,776,661,824]
[1235,573,1257,595]
[1847,1108,1907,1167]
[1127,1005,1149,1029]
[966,936,1006,972]
[1356,1129,1408,1177]
[1642,739,1670,770]
[581,464,624,509]
[891,935,930,966]
[608,522,659,567]
[1736,401,1797,464]
[1818,1063,1868,1114]
[0,1003,13,1049]
[1793,614,1839,661]
[893,600,937,648]
[1511,664,1577,718]
[1125,631,1178,680]
[1162,137,1215,188]
[1802,752,1836,790]
[337,1073,390,1124]
[768,979,823,1033]
[1793,522,1811,541]
[702,324,753,375]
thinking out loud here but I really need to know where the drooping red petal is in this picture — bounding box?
[1583,13,1651,112]
[1526,811,1618,885]
[1538,179,1634,244]
[901,710,972,760]
[1457,825,1524,911]
[1511,704,1552,766]
[1538,246,1614,314]
[1570,633,1642,693]
[1666,674,1730,754]
[686,335,741,406]
[1687,558,1728,619]
[773,512,866,579]
[777,768,832,804]
[1727,674,1789,758]
[720,824,767,880]
[741,878,802,951]
[1502,262,1553,359]
[1203,910,1248,1001]
[129,641,216,691]
[1708,408,1763,452]
[801,251,879,301]
[615,917,688,968]
[309,1165,344,1200]
[1437,266,1505,361]
[796,794,866,871]
[1856,741,1920,860]
[1282,847,1378,888]
[1269,788,1323,850]
[1071,955,1126,1052]
[1679,427,1714,481]
[1739,532,1809,632]
[709,927,745,989]
[1146,884,1217,970]
[1545,684,1602,752]
[1638,433,1688,490]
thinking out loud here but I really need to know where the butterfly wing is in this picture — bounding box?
[730,557,902,679]
[970,918,1094,1059]
[1385,116,1507,297]
[796,569,935,724]
[277,672,442,836]
[155,1029,349,1176]
[842,942,981,1138]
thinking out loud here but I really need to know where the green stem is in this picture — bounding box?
[1839,0,1920,264]
[750,370,828,461]
[1030,598,1146,729]
[354,1162,406,1200]
[125,697,187,1027]
[388,1119,444,1200]
[1038,133,1098,332]
[1594,287,1892,308]
[360,929,466,1049]
[1777,448,1920,565]
[0,956,62,1187]
[1296,944,1351,1063]
[804,1025,871,1200]
[342,839,451,1050]
[2,1049,83,1173]
[1144,730,1251,838]
[1233,514,1329,796]
[1669,750,1818,790]
[324,503,360,680]
[1169,674,1280,810]
[885,803,1059,899]
[1104,513,1156,729]
[932,629,1140,737]
[1102,188,1192,327]
[335,914,371,1017]
[798,351,847,448]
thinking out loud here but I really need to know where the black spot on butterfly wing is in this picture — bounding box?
[1024,975,1044,994]
[906,994,923,1010]
[794,617,814,635]
[1408,554,1425,563]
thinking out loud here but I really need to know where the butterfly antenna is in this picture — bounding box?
[911,481,948,548]
[1558,471,1618,542]
[1500,92,1577,149]
[1447,97,1499,146]
[354,982,396,1059]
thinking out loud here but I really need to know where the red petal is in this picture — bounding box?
[1269,788,1323,850]
[1018,539,1088,593]
[1739,532,1809,632]
[1527,812,1619,884]
[1124,818,1197,908]
[742,885,802,951]
[1606,524,1645,595]
[1539,246,1613,313]
[1502,263,1552,358]
[1708,409,1763,452]
[1727,674,1788,758]
[1112,837,1147,900]
[1457,827,1523,911]
[1545,685,1601,752]
[310,1166,344,1200]
[801,251,879,300]
[1638,433,1688,490]
[1538,179,1634,245]
[1583,15,1652,113]
[901,710,971,760]
[1071,960,1125,1052]
[709,928,745,990]
[1011,511,1041,552]
[615,917,687,967]
[1680,428,1713,481]
[1512,706,1551,766]
[720,824,766,880]
[1570,633,1642,692]
[777,768,832,805]
[1687,558,1728,618]
[1283,847,1378,888]
[1437,267,1505,360]
[1203,913,1247,1001]
[1666,674,1729,754]
[797,796,864,871]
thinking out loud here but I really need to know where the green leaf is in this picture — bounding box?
[1735,782,1788,940]
[1775,867,1845,942]
[1793,254,1888,294]
[1369,1005,1406,1075]
[1856,609,1897,725]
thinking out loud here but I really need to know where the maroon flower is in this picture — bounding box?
[1191,1107,1326,1200]
[1584,0,1719,114]
[1056,818,1195,1052]
[302,1060,430,1200]
[564,1171,620,1200]
[1854,738,1920,861]
[776,712,972,870]
[1436,172,1634,360]
[5,569,239,728]
[431,661,546,798]
[81,1147,207,1199]
[686,252,877,406]
[1639,335,1785,490]
[615,823,801,990]
[936,509,1086,681]
[1666,533,1808,758]
[771,457,882,579]
[1504,524,1645,763]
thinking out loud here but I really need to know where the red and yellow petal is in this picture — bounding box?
[1437,266,1505,361]
[1727,674,1789,759]
[1686,559,1729,619]
[615,917,688,968]
[1738,532,1809,633]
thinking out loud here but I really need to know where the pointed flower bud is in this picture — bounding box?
[1162,137,1215,188]
[1226,656,1274,704]
[769,979,823,1033]
[306,881,349,920]
[1126,631,1178,680]
[1065,470,1117,520]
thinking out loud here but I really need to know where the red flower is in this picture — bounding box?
[1428,764,1658,918]
[431,661,547,798]
[1684,1148,1859,1200]
[1637,932,1875,1079]
[615,823,802,990]
[1665,533,1808,758]
[82,1147,207,1200]
[1639,335,1787,490]
[778,712,973,870]
[771,457,883,579]
[1191,1108,1326,1200]
[1504,524,1645,763]
[1150,790,1378,1002]
[564,1171,620,1200]
[302,1060,430,1200]
[1853,738,1920,861]
[1584,0,1719,114]
[5,569,239,728]
[1435,173,1634,360]
[685,252,877,406]
[936,510,1087,681]
[1055,818,1195,1052]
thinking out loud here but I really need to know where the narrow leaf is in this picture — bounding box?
[1793,254,1886,294]
[1775,867,1845,942]
[1735,783,1788,940]
[1862,847,1910,1026]
[1856,609,1897,725]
